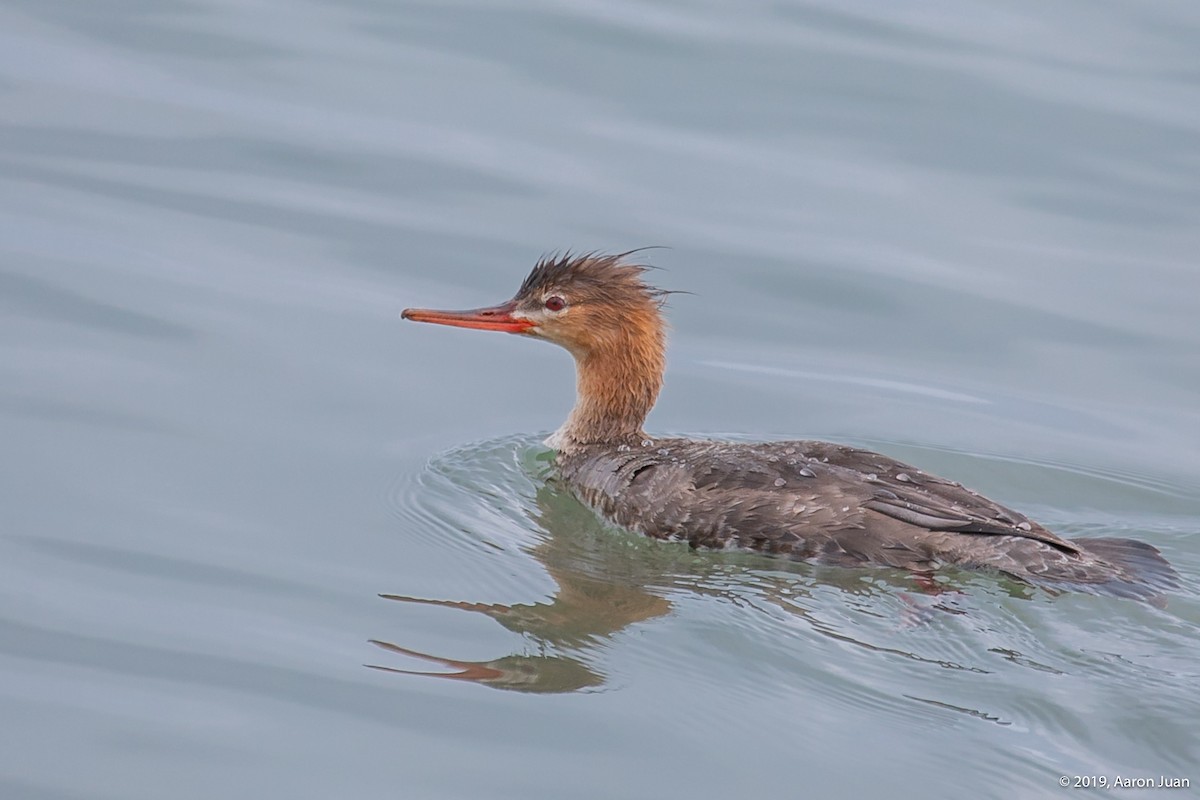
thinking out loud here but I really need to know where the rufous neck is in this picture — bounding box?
[548,327,665,451]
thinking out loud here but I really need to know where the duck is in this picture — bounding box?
[402,252,1177,602]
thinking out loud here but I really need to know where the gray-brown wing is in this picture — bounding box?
[785,441,1080,553]
[559,438,1080,556]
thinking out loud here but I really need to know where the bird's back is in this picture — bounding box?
[556,438,1177,602]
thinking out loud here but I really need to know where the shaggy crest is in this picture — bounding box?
[516,251,671,306]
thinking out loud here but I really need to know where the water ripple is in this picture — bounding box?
[374,426,1200,766]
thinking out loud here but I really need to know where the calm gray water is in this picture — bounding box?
[2,1,1199,798]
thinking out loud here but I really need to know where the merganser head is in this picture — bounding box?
[402,251,667,359]
[403,252,672,448]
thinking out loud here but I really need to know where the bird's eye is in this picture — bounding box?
[544,296,566,312]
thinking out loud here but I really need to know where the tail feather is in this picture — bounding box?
[1051,537,1179,606]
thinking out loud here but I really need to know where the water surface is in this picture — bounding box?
[2,1,1199,798]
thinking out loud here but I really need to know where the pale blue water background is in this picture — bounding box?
[2,1,1199,798]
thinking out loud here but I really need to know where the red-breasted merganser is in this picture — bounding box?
[403,253,1177,602]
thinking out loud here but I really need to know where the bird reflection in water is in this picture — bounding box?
[366,639,604,694]
[370,475,1014,693]
[370,480,675,693]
